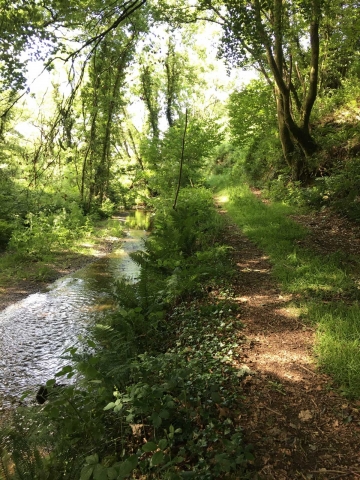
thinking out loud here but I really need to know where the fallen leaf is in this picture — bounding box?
[130,424,144,437]
[298,410,313,421]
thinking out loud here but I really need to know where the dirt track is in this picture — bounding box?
[220,206,360,479]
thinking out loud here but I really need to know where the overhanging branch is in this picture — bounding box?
[64,0,146,61]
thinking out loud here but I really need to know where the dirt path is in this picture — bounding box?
[219,208,360,479]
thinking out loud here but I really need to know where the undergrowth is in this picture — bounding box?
[216,181,360,398]
[0,216,122,286]
[0,188,252,480]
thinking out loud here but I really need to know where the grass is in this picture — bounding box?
[310,302,360,396]
[213,178,360,398]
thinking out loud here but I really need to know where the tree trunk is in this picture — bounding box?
[276,93,295,167]
[260,0,320,179]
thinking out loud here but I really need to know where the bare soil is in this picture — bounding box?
[290,210,360,270]
[218,204,360,479]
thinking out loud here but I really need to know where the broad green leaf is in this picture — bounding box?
[158,438,168,450]
[118,456,138,477]
[150,413,162,427]
[174,456,184,464]
[142,441,157,452]
[211,391,222,403]
[20,390,31,401]
[80,464,94,480]
[150,451,164,466]
[127,455,138,469]
[85,454,99,465]
[93,464,107,480]
[106,466,118,480]
[55,365,73,377]
[103,402,115,411]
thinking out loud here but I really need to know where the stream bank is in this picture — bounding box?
[0,217,127,312]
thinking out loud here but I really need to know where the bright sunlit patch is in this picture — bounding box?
[85,304,115,312]
[217,195,229,203]
[80,243,93,248]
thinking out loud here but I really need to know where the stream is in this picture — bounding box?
[0,211,149,409]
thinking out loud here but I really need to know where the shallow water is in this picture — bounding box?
[0,212,149,408]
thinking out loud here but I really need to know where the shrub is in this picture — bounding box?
[8,206,90,259]
[0,219,13,249]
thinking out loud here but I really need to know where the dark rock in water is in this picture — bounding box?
[36,383,65,404]
[36,386,48,404]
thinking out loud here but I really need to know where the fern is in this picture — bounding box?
[0,448,12,480]
[1,421,47,480]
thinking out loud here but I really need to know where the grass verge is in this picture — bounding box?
[214,179,360,398]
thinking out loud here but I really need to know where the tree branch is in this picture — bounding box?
[302,0,320,130]
[64,0,146,61]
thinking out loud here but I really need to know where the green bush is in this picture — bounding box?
[95,198,116,219]
[0,219,13,249]
[321,159,360,220]
[266,158,360,221]
[7,205,90,259]
[207,142,240,176]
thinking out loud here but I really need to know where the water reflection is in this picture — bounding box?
[0,211,149,408]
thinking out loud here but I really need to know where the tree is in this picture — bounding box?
[157,0,358,180]
[210,0,322,181]
[0,0,147,119]
[79,30,141,211]
[228,79,277,150]
[318,1,360,90]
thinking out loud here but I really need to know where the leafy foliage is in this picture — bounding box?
[0,187,252,479]
[8,204,89,260]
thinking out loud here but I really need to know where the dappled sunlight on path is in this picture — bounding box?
[217,209,360,479]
